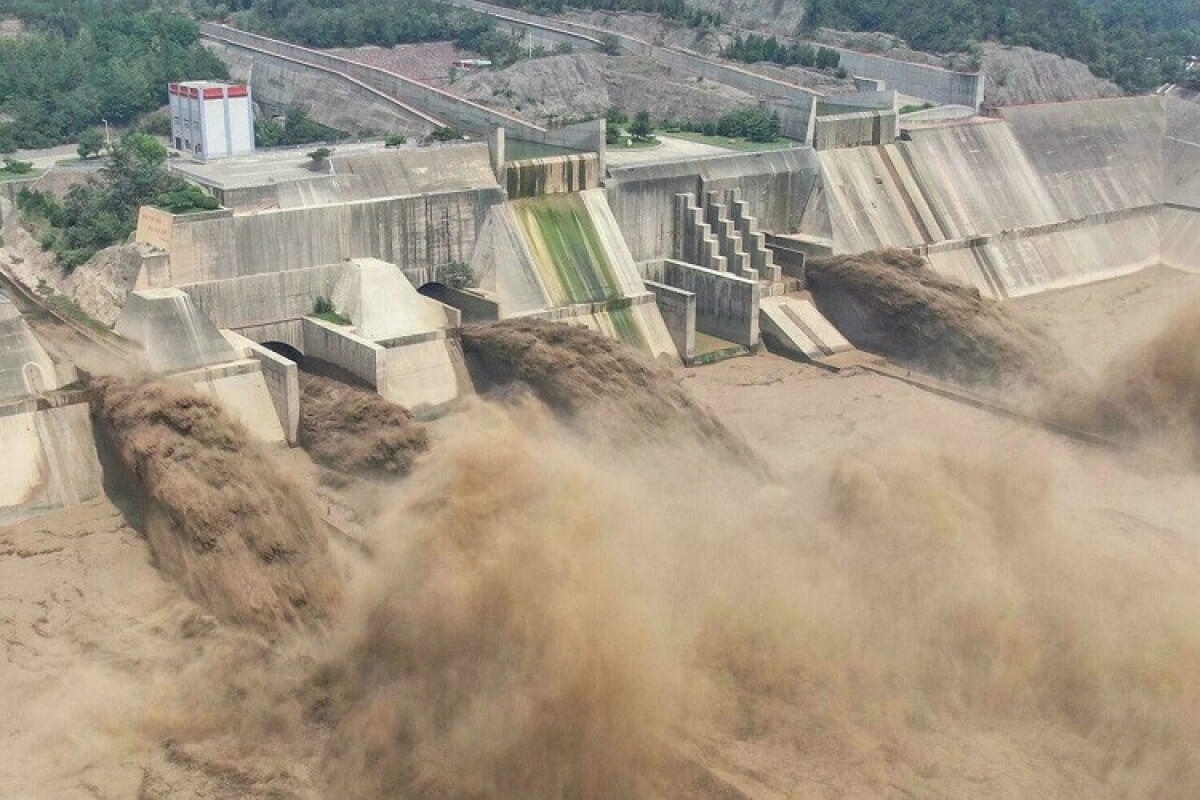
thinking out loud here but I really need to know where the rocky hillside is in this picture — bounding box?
[981,43,1123,107]
[454,51,756,124]
[573,1,1123,107]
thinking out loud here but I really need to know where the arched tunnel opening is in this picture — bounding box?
[417,281,451,303]
[261,340,305,367]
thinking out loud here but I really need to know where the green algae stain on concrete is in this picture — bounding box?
[606,304,646,352]
[513,195,622,306]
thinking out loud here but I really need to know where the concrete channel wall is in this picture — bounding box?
[1160,204,1200,271]
[643,280,696,362]
[802,96,1189,297]
[812,98,1167,257]
[643,258,758,347]
[200,23,545,138]
[0,401,103,524]
[222,330,300,445]
[205,39,439,136]
[445,0,823,140]
[826,46,984,109]
[301,316,384,388]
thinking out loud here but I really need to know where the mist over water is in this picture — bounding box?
[1047,299,1200,464]
[92,312,1200,797]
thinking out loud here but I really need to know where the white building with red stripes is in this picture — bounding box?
[168,81,255,160]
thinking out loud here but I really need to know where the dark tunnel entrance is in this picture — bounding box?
[262,341,305,367]
[417,281,451,303]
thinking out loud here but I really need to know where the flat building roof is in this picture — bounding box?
[169,81,249,99]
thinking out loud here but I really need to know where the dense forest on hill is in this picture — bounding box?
[490,0,723,27]
[199,0,721,49]
[804,0,1198,90]
[220,0,1198,91]
[196,0,527,63]
[0,1,227,149]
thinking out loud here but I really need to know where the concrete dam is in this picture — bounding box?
[2,80,1199,521]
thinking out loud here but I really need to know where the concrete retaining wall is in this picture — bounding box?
[506,153,601,197]
[201,23,545,138]
[827,46,984,109]
[644,279,696,362]
[301,316,383,387]
[142,188,503,289]
[643,258,758,347]
[205,40,438,136]
[814,110,898,150]
[221,330,300,445]
[446,0,825,139]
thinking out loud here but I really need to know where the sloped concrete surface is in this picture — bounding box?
[0,294,58,401]
[760,296,853,359]
[333,258,453,341]
[0,404,103,523]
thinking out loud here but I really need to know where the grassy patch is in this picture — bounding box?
[42,289,114,335]
[0,167,44,182]
[663,131,798,152]
[312,310,353,326]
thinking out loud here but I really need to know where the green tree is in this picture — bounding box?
[630,110,654,141]
[76,128,106,159]
[598,33,621,55]
[18,130,215,270]
[605,106,628,144]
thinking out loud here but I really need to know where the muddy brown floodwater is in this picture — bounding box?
[2,267,1199,798]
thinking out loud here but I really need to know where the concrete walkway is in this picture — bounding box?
[605,135,730,168]
[8,144,79,169]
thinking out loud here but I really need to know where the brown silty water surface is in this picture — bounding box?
[1,269,1199,798]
